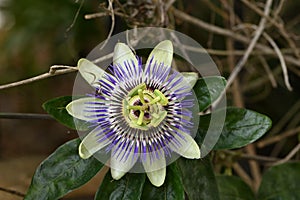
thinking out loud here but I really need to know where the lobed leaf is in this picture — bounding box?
[257,162,300,200]
[43,96,89,131]
[193,76,226,112]
[25,138,104,200]
[178,157,220,200]
[141,163,185,200]
[216,175,255,200]
[197,107,272,150]
[95,172,145,200]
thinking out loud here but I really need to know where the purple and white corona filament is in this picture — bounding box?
[67,40,200,187]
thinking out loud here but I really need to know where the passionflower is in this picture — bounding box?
[67,40,200,187]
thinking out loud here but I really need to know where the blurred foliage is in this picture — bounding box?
[0,0,107,82]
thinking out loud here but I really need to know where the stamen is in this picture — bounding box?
[126,105,148,111]
[138,89,146,104]
[137,111,145,125]
[128,83,146,97]
[149,96,161,105]
[154,89,168,106]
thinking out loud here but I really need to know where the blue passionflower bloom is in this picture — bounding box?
[67,40,200,187]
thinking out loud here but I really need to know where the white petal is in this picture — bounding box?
[78,58,106,87]
[66,97,105,121]
[111,168,126,181]
[110,143,138,180]
[169,131,201,159]
[142,152,166,187]
[146,167,166,187]
[145,40,173,67]
[79,127,111,159]
[113,43,138,67]
[181,72,199,88]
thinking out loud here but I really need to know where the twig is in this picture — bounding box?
[0,186,25,197]
[232,163,253,186]
[170,32,192,64]
[203,0,228,20]
[177,44,298,56]
[241,0,300,59]
[172,7,300,68]
[273,0,285,17]
[271,143,300,166]
[211,0,274,109]
[0,66,77,90]
[264,26,293,90]
[239,153,280,163]
[223,150,280,163]
[91,52,114,64]
[245,144,261,192]
[234,23,292,91]
[221,0,244,108]
[66,0,85,33]
[225,1,271,189]
[99,0,115,50]
[165,0,175,10]
[0,113,53,120]
[85,12,108,19]
[258,55,277,88]
[242,66,281,92]
[257,126,300,148]
[226,0,273,91]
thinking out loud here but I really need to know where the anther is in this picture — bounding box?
[153,89,168,106]
[137,111,144,125]
[138,89,146,104]
[149,96,161,105]
[127,105,148,111]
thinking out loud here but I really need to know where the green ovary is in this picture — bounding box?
[122,83,169,130]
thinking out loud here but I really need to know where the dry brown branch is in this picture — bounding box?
[0,66,77,90]
[271,143,300,166]
[66,0,85,33]
[225,0,273,90]
[223,150,280,163]
[203,0,228,20]
[234,23,292,90]
[0,187,25,198]
[232,163,253,186]
[99,0,115,50]
[245,145,261,191]
[172,8,300,68]
[178,44,299,56]
[241,0,300,59]
[0,113,53,120]
[258,55,277,87]
[257,126,300,148]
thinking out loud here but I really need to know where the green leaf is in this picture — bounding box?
[178,157,220,200]
[216,175,255,200]
[95,172,145,200]
[43,96,89,131]
[197,107,272,150]
[25,138,104,200]
[141,163,185,200]
[193,76,226,112]
[257,162,300,200]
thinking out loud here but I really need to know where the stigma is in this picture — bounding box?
[123,83,169,130]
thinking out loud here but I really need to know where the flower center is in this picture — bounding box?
[122,83,168,130]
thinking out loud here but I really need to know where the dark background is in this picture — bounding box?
[0,0,299,199]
